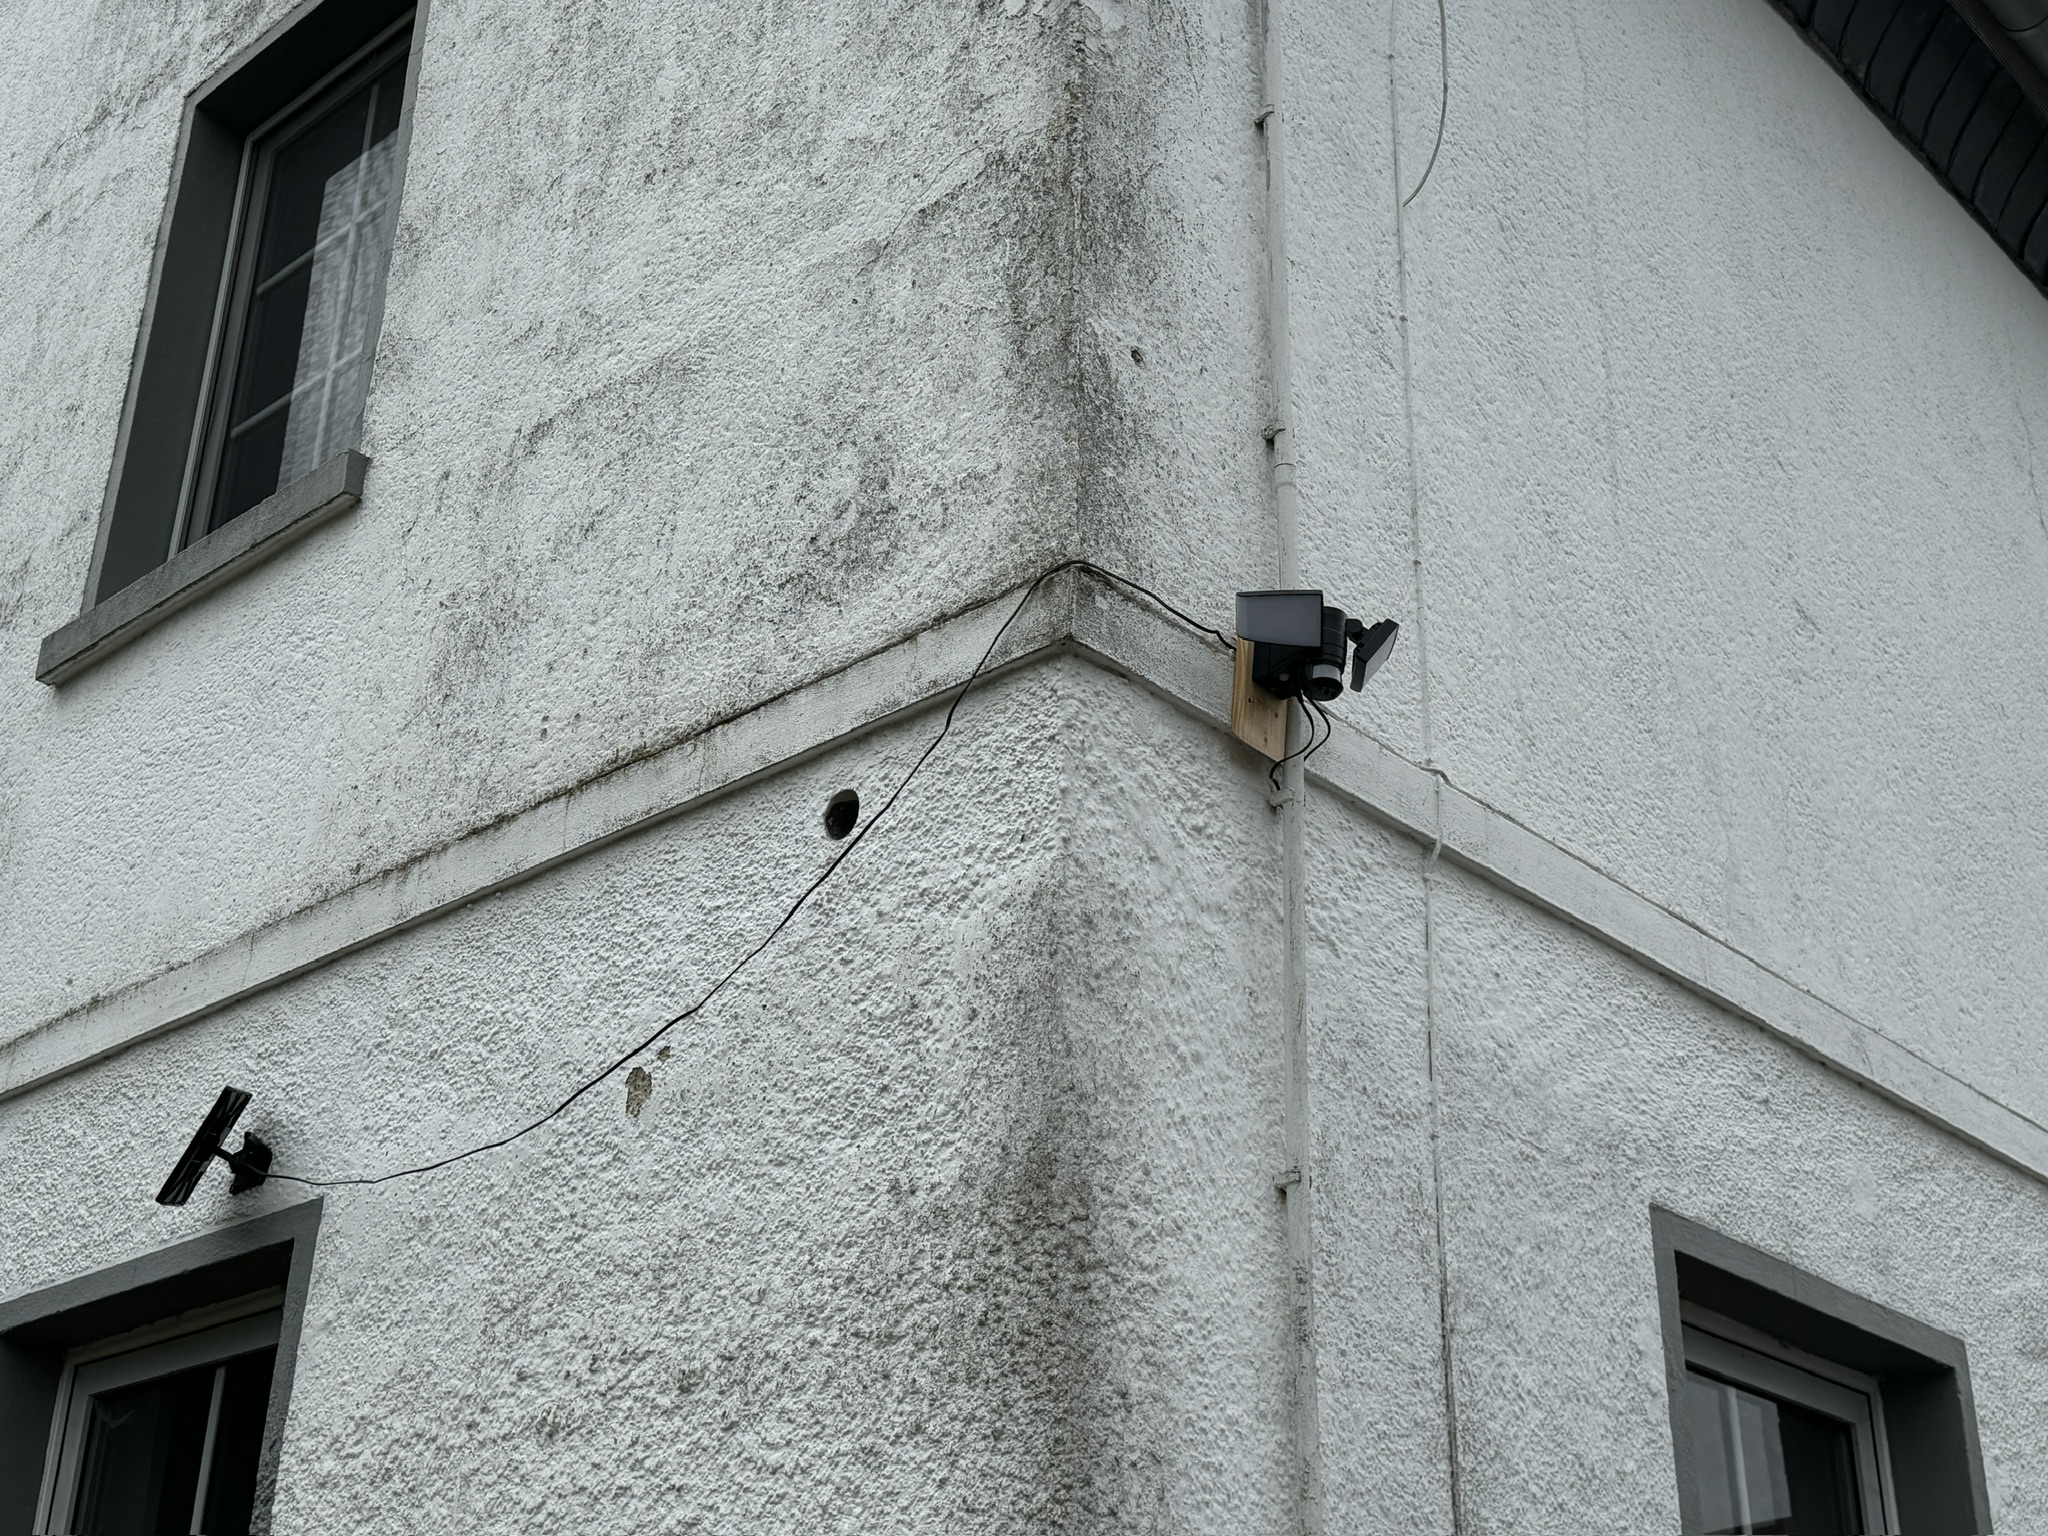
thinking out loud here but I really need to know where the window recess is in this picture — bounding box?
[1680,1307,1897,1534]
[1652,1208,1992,1536]
[38,1301,283,1536]
[0,1203,322,1536]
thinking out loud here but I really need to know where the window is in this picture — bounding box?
[1652,1209,1992,1536]
[186,31,409,540]
[1680,1306,1894,1533]
[37,0,419,686]
[0,1204,321,1536]
[39,1298,282,1536]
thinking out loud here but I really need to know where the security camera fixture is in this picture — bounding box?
[1235,589,1399,703]
[155,1086,273,1206]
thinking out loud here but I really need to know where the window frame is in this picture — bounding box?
[34,1298,285,1535]
[0,1203,323,1536]
[1681,1307,1896,1533]
[1651,1207,1992,1536]
[177,19,414,550]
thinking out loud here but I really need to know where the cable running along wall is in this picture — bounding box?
[253,563,1235,1190]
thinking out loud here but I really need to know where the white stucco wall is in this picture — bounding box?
[1302,780,2048,1532]
[4,0,2046,1529]
[1303,0,2048,1118]
[0,0,1080,1033]
[1073,0,2048,1114]
[1413,859,2048,1531]
[0,666,1307,1530]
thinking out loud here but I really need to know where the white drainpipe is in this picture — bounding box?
[1258,3,1325,1532]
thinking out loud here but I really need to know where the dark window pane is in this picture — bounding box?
[1767,1401,1863,1535]
[202,43,407,538]
[70,1362,216,1535]
[369,59,406,146]
[210,408,292,533]
[1684,1369,1864,1535]
[228,265,313,426]
[200,1347,278,1536]
[255,94,373,283]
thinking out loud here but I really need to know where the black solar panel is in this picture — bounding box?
[156,1085,252,1206]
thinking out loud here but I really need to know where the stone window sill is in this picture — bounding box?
[37,451,368,686]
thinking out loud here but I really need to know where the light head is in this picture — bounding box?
[1236,589,1398,704]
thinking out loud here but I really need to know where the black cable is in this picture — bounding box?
[1303,697,1337,769]
[259,559,1230,1190]
[1068,561,1238,653]
[1400,0,1450,208]
[1307,706,1325,770]
[1267,707,1300,792]
[1266,699,1326,793]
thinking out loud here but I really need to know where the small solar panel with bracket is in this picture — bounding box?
[155,1085,273,1206]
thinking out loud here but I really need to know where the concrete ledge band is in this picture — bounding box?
[8,572,2045,1191]
[36,451,369,686]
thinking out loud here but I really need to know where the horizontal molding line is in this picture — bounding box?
[8,572,2047,1193]
[0,577,1079,1104]
[1070,589,2048,1188]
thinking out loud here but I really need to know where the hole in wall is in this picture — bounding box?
[823,789,860,839]
[1130,346,1145,365]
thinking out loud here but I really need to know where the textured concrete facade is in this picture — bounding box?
[3,0,2045,1530]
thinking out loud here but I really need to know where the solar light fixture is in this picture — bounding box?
[155,1085,273,1206]
[1350,618,1398,690]
[1236,589,1399,702]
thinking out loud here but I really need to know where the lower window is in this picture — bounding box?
[39,1300,281,1536]
[0,1203,321,1536]
[1652,1208,1991,1536]
[1680,1309,1893,1534]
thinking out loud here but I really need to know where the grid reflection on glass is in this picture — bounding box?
[203,49,406,537]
